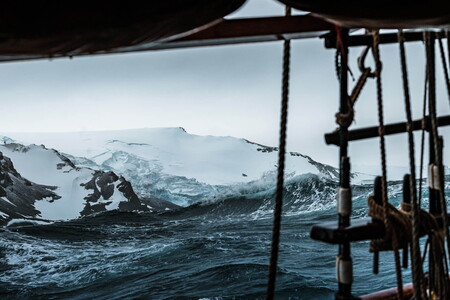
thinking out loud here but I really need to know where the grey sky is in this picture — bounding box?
[0,0,449,174]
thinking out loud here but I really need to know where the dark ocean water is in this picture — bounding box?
[0,177,420,299]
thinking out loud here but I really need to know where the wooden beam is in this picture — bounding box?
[148,15,334,50]
[325,115,450,146]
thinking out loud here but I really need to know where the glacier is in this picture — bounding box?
[0,127,379,223]
[0,128,349,206]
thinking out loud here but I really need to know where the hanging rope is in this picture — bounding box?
[333,26,367,129]
[447,31,450,65]
[372,29,388,252]
[437,32,450,105]
[425,32,450,298]
[371,30,405,300]
[447,31,450,71]
[417,64,429,298]
[397,29,425,299]
[427,31,450,255]
[266,6,291,300]
[429,231,450,297]
[419,67,428,208]
[334,25,354,82]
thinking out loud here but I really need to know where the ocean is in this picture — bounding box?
[0,175,420,299]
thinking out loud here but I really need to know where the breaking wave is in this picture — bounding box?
[0,175,434,300]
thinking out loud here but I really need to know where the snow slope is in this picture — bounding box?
[0,128,343,206]
[0,144,93,220]
[0,143,163,223]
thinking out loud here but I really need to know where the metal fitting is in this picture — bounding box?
[336,256,353,285]
[337,187,352,216]
[428,164,441,190]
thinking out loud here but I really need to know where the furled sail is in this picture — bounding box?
[276,0,450,28]
[0,1,246,59]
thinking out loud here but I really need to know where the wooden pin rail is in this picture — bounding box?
[310,217,384,244]
[325,115,450,146]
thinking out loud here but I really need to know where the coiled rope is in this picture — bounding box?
[266,6,291,300]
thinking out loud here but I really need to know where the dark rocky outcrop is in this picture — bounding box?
[117,176,150,212]
[80,171,150,216]
[0,152,60,225]
[0,143,168,224]
[290,152,340,180]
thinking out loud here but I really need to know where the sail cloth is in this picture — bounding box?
[276,0,450,28]
[0,1,246,59]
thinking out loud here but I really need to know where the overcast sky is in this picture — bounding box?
[0,0,449,173]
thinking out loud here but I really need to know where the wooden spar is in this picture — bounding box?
[150,15,333,50]
[325,115,450,146]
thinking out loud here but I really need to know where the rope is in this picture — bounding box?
[372,29,389,252]
[418,69,428,296]
[368,195,438,300]
[334,25,354,82]
[426,31,450,260]
[368,199,438,299]
[418,67,428,208]
[447,31,450,64]
[401,202,438,235]
[368,197,412,251]
[335,67,373,129]
[394,249,403,299]
[397,29,425,299]
[425,31,450,299]
[447,31,450,71]
[437,33,450,105]
[335,49,341,81]
[371,30,405,300]
[427,231,450,298]
[424,231,449,298]
[266,6,291,300]
[334,27,351,129]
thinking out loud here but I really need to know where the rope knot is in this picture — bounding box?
[369,196,437,252]
[421,118,427,130]
[406,123,412,133]
[368,196,411,251]
[378,125,385,137]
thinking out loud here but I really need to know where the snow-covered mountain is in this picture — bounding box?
[0,143,176,225]
[0,128,343,206]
